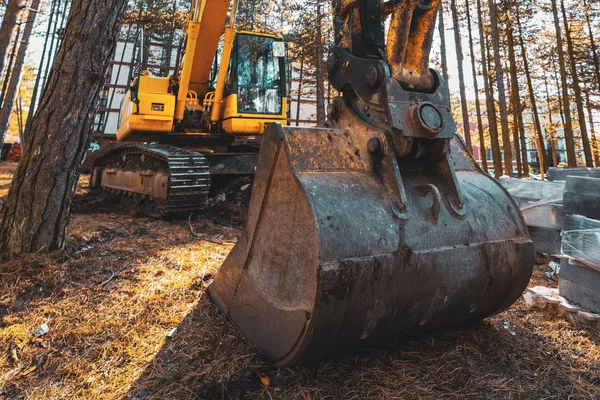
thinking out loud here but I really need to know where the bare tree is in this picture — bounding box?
[478,0,502,177]
[450,0,471,151]
[505,9,526,176]
[487,0,512,176]
[551,0,577,166]
[438,3,449,84]
[561,0,594,167]
[0,0,42,149]
[0,0,26,78]
[465,0,487,172]
[515,3,548,176]
[0,0,128,259]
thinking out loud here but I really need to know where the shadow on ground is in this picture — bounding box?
[123,289,600,399]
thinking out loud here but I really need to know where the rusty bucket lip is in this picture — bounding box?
[208,124,322,365]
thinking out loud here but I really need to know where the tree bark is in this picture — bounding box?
[0,0,128,259]
[487,0,512,176]
[438,3,450,84]
[0,0,26,79]
[0,18,21,109]
[296,55,304,126]
[585,89,600,167]
[477,0,502,177]
[450,0,471,151]
[543,74,559,168]
[515,4,547,176]
[505,10,525,176]
[583,0,600,91]
[23,0,59,146]
[561,0,594,167]
[465,0,486,172]
[0,0,41,150]
[551,0,576,166]
[315,0,326,125]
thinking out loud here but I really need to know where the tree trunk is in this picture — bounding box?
[0,0,42,150]
[487,0,512,177]
[544,74,558,168]
[0,19,21,109]
[296,55,304,126]
[465,0,487,172]
[315,0,326,125]
[583,0,600,91]
[438,3,450,84]
[561,0,593,167]
[450,0,471,151]
[0,0,128,259]
[551,0,576,166]
[41,0,70,98]
[23,0,59,146]
[505,11,525,176]
[0,0,26,79]
[585,89,600,167]
[477,0,502,177]
[515,4,547,176]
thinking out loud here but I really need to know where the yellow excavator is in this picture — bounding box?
[90,0,288,216]
[209,0,534,365]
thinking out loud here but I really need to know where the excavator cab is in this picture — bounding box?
[116,28,287,141]
[209,0,534,366]
[218,32,288,135]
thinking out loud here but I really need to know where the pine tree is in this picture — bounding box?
[0,0,128,259]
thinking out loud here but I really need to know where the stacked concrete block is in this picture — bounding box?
[500,178,565,254]
[560,176,600,313]
[548,167,600,182]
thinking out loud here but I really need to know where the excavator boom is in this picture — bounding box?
[209,0,533,365]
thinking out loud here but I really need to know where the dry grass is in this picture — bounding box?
[0,164,599,399]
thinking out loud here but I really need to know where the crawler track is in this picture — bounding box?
[91,144,210,218]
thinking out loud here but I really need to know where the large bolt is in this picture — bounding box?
[365,65,380,88]
[367,137,383,156]
[327,53,338,72]
[413,102,444,137]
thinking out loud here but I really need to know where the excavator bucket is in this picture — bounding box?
[209,123,533,366]
[209,0,533,366]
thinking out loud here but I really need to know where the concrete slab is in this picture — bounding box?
[564,176,600,220]
[548,167,600,182]
[560,258,600,313]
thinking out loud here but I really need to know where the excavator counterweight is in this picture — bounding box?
[209,0,534,365]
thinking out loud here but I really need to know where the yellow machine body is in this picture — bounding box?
[116,19,288,142]
[117,76,176,140]
[92,0,290,218]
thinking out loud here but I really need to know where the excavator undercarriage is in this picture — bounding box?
[208,0,534,365]
[90,144,210,218]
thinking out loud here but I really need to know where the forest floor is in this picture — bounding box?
[0,160,599,399]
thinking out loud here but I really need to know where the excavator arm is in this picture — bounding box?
[174,0,235,122]
[209,0,533,366]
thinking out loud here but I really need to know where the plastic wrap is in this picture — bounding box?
[561,214,600,272]
[499,178,564,211]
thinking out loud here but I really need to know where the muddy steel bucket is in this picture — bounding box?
[209,123,533,366]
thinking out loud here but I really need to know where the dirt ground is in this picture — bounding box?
[0,161,599,399]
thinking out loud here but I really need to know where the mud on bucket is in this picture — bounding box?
[209,123,533,367]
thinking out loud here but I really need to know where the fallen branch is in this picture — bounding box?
[99,269,117,288]
[187,214,237,245]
